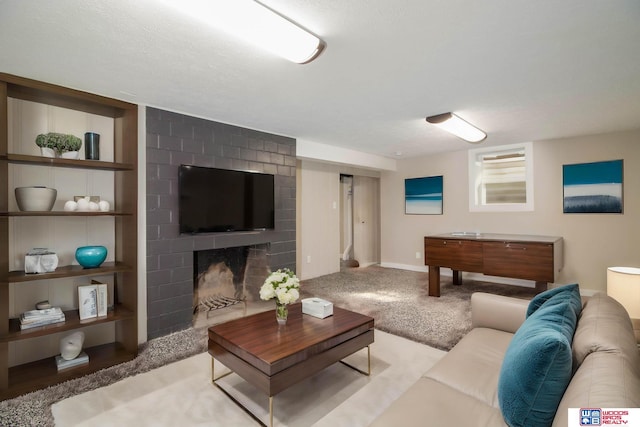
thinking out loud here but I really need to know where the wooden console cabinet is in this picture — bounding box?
[424,233,563,297]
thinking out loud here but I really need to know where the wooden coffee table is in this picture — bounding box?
[208,303,375,426]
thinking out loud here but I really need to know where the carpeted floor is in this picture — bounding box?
[0,265,537,426]
[0,327,208,427]
[300,265,538,351]
[52,330,445,427]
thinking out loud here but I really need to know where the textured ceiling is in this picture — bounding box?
[1,0,639,160]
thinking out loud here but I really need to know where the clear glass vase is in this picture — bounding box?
[276,301,288,325]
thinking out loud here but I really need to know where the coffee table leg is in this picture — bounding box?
[339,345,371,376]
[211,356,274,426]
[211,356,232,382]
[269,396,274,427]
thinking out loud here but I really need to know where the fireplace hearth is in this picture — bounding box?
[193,244,269,323]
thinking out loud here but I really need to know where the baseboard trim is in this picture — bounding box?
[379,262,428,272]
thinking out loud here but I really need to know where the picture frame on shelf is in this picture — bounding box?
[78,284,98,320]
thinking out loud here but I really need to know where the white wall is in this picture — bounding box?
[297,139,396,171]
[297,160,380,280]
[380,130,640,293]
[353,175,381,267]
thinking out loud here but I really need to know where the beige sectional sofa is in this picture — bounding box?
[371,290,640,427]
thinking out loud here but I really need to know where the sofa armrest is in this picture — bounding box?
[471,292,530,334]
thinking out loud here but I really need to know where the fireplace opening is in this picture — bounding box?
[193,244,269,324]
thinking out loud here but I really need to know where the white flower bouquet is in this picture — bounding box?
[260,268,300,305]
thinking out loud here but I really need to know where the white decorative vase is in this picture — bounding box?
[60,150,79,159]
[60,331,85,360]
[40,147,55,158]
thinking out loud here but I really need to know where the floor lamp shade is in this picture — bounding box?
[607,266,640,318]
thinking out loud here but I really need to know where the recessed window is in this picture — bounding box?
[468,142,534,212]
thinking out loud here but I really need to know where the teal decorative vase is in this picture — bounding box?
[75,245,107,268]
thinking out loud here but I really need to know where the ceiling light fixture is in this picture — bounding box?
[162,0,325,64]
[426,112,487,143]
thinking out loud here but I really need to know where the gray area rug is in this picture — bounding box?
[0,266,537,426]
[300,265,538,351]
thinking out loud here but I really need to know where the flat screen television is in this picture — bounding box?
[178,165,275,234]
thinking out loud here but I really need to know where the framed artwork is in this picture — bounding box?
[563,159,623,213]
[405,175,443,215]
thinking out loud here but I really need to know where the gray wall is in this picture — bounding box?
[145,107,296,339]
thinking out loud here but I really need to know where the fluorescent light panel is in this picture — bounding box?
[426,112,486,143]
[162,0,324,64]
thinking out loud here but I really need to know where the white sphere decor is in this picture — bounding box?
[64,200,78,211]
[60,331,85,360]
[76,198,90,211]
[98,200,110,212]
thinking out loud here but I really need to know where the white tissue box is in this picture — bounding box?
[25,248,58,273]
[302,298,333,319]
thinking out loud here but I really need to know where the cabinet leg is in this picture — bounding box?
[452,270,462,285]
[535,282,548,293]
[428,266,441,297]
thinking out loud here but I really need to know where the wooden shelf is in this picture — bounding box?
[1,342,137,401]
[2,305,135,343]
[5,261,132,283]
[0,153,134,170]
[0,210,132,217]
[0,73,139,400]
[2,72,133,118]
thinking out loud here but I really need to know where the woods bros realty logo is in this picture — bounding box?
[570,408,640,425]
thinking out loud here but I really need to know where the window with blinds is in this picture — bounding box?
[468,143,533,211]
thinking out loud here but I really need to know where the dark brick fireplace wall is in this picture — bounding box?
[146,107,296,339]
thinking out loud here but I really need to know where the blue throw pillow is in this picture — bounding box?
[526,283,581,318]
[498,292,580,427]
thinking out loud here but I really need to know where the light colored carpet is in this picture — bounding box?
[300,265,538,351]
[52,330,445,426]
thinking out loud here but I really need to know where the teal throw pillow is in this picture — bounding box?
[498,294,580,427]
[526,283,581,318]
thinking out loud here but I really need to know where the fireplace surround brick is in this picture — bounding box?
[146,107,296,339]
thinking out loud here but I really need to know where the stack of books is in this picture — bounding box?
[19,307,66,330]
[55,351,89,371]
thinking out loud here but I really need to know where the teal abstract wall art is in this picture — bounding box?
[405,175,443,215]
[563,159,623,213]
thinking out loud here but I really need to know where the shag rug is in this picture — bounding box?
[300,265,538,351]
[0,265,537,426]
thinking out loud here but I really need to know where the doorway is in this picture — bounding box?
[340,174,380,268]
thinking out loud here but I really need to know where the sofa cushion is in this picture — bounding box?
[425,327,513,407]
[552,292,640,427]
[572,292,639,367]
[498,287,581,427]
[552,351,640,427]
[526,283,581,318]
[370,377,508,427]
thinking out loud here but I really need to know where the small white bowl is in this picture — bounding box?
[15,187,57,211]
